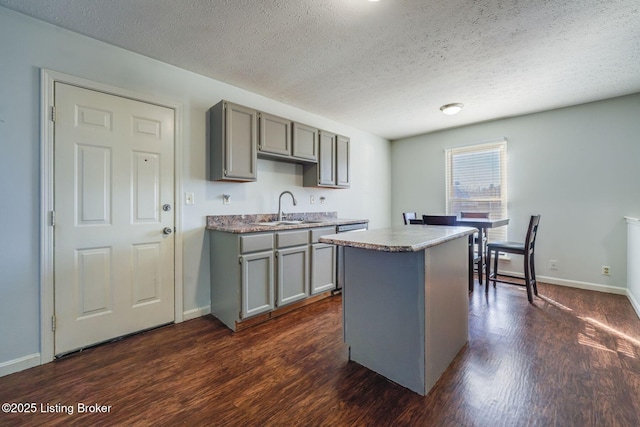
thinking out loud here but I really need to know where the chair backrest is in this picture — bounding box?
[422,215,457,226]
[409,219,424,225]
[460,211,490,219]
[525,215,542,254]
[402,212,417,225]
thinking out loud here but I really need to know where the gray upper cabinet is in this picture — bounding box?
[292,122,318,162]
[209,99,347,185]
[336,135,350,188]
[209,100,257,181]
[258,115,318,164]
[303,131,350,188]
[318,130,336,186]
[258,112,291,157]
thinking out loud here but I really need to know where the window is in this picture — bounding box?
[445,140,507,241]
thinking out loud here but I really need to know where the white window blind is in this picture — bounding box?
[445,140,507,242]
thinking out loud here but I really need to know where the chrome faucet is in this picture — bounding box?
[278,191,297,222]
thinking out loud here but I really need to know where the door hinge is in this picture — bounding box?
[50,211,55,227]
[51,315,56,331]
[51,106,56,122]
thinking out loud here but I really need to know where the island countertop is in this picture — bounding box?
[319,225,476,252]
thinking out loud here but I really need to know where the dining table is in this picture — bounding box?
[453,217,509,288]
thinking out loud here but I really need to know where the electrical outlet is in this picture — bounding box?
[222,194,231,205]
[549,260,558,270]
[602,265,611,276]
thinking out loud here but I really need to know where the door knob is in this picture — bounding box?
[163,227,173,235]
[162,204,172,212]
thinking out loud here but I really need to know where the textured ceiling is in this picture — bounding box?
[2,0,640,139]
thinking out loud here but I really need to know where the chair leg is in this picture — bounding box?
[492,250,498,288]
[468,235,474,292]
[485,248,491,295]
[524,255,533,303]
[530,253,538,296]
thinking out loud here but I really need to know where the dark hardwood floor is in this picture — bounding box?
[1,281,639,426]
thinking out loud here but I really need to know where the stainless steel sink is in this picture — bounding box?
[253,220,304,226]
[252,220,326,226]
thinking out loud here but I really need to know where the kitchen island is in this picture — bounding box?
[320,225,476,395]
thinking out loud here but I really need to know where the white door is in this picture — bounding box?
[54,82,175,355]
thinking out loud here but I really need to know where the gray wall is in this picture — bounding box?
[392,94,640,292]
[0,8,391,369]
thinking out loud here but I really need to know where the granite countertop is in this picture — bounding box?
[206,212,368,234]
[319,225,476,252]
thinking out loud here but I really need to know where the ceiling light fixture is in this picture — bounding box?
[440,103,464,115]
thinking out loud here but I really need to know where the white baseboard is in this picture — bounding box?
[627,290,640,320]
[535,274,627,295]
[499,270,638,318]
[183,305,211,321]
[0,353,41,378]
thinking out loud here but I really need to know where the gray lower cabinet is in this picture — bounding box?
[276,245,309,306]
[210,230,274,330]
[310,226,337,294]
[275,229,309,306]
[210,226,336,331]
[311,243,336,294]
[241,251,275,318]
[209,100,257,182]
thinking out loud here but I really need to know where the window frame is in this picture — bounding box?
[445,139,508,242]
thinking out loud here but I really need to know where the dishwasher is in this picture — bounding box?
[334,222,368,294]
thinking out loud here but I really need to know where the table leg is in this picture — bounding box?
[477,227,485,285]
[468,234,474,292]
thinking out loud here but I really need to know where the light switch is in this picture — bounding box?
[185,192,195,205]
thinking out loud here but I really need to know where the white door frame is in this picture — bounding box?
[40,69,184,364]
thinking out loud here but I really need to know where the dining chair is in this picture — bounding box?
[486,215,541,303]
[408,219,424,225]
[402,212,418,225]
[421,215,457,226]
[460,212,490,279]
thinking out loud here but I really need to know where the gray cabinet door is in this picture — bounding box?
[241,251,275,318]
[259,112,291,156]
[292,122,318,162]
[336,135,350,188]
[311,243,336,294]
[318,130,336,186]
[276,246,309,306]
[224,102,257,180]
